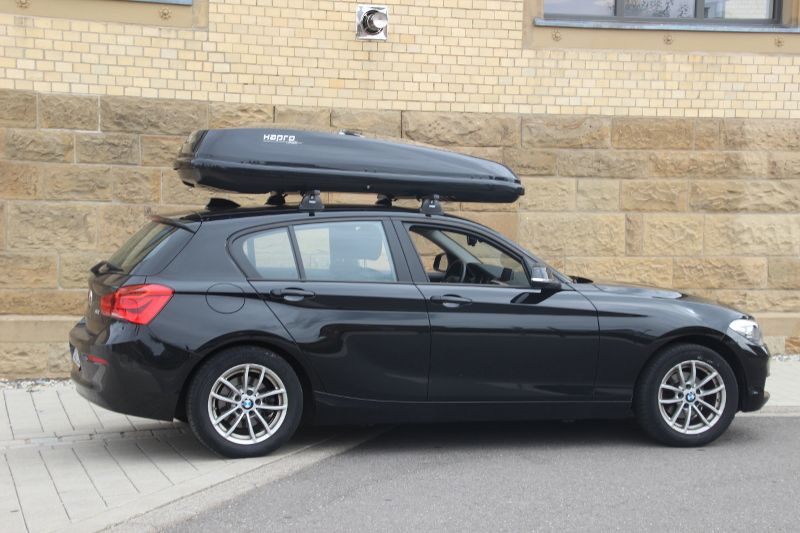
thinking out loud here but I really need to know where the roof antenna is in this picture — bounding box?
[299,190,324,214]
[420,195,443,216]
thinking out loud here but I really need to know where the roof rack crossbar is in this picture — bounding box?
[420,195,443,216]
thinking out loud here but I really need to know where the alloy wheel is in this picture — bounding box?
[658,359,726,435]
[207,363,288,445]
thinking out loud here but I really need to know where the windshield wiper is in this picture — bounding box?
[90,260,124,276]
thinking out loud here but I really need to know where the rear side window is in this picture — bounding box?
[108,221,192,275]
[294,221,397,282]
[240,227,299,280]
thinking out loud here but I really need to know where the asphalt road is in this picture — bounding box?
[166,416,800,532]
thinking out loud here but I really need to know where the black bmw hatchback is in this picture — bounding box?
[69,129,769,458]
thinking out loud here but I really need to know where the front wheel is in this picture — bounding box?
[634,344,738,447]
[186,346,303,458]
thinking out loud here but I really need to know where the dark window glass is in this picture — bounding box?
[108,221,181,274]
[240,227,299,280]
[294,221,397,282]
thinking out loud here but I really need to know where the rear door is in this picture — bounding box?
[237,217,431,401]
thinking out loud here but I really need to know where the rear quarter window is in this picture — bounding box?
[108,220,195,275]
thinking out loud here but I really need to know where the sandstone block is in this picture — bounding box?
[558,150,649,178]
[502,148,557,176]
[0,160,43,199]
[694,119,721,150]
[649,151,769,179]
[39,94,98,130]
[0,289,85,315]
[612,118,693,150]
[721,119,800,151]
[576,180,618,211]
[331,109,402,138]
[43,164,113,201]
[76,132,140,165]
[8,203,96,251]
[704,215,799,256]
[787,337,800,355]
[0,253,58,289]
[689,180,800,213]
[519,213,625,256]
[565,257,673,287]
[274,106,330,128]
[0,89,36,128]
[141,135,184,167]
[620,180,688,211]
[768,257,800,289]
[100,96,207,134]
[0,204,5,249]
[162,169,212,205]
[699,290,800,313]
[97,204,150,251]
[112,167,161,203]
[518,178,575,211]
[642,214,703,256]
[673,258,768,289]
[522,115,610,149]
[210,103,274,128]
[0,343,48,378]
[47,344,72,376]
[451,146,503,161]
[0,316,78,343]
[769,152,800,178]
[403,112,520,147]
[626,214,644,255]
[462,211,519,240]
[60,252,104,289]
[5,129,74,162]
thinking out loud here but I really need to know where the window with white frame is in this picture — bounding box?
[543,0,780,24]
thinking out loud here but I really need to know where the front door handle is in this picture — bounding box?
[430,294,472,308]
[270,287,316,302]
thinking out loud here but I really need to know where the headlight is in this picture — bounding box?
[729,318,763,345]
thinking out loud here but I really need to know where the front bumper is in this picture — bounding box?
[728,335,770,412]
[69,319,191,421]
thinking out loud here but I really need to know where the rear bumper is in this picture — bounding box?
[69,319,192,421]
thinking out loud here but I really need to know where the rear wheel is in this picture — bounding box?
[186,346,303,458]
[634,343,738,447]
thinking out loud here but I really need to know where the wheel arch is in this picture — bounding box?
[175,339,318,424]
[634,334,748,411]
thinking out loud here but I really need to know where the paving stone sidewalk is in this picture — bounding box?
[0,381,361,533]
[2,360,798,533]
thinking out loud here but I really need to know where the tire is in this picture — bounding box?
[186,345,303,458]
[634,343,738,447]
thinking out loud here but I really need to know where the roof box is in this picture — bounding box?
[174,129,523,203]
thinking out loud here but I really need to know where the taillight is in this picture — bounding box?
[99,284,173,325]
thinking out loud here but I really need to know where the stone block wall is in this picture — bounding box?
[0,88,799,377]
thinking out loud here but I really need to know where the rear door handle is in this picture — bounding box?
[430,294,472,308]
[270,287,316,302]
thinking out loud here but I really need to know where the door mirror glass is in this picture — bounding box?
[432,252,448,273]
[529,263,560,290]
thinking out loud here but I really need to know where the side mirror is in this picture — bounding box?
[432,253,448,273]
[528,263,561,290]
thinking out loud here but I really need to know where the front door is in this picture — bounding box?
[238,219,431,401]
[397,221,599,402]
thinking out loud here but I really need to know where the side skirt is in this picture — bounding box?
[312,392,632,426]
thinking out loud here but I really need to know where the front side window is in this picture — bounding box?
[294,221,397,282]
[407,226,530,287]
[544,0,779,23]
